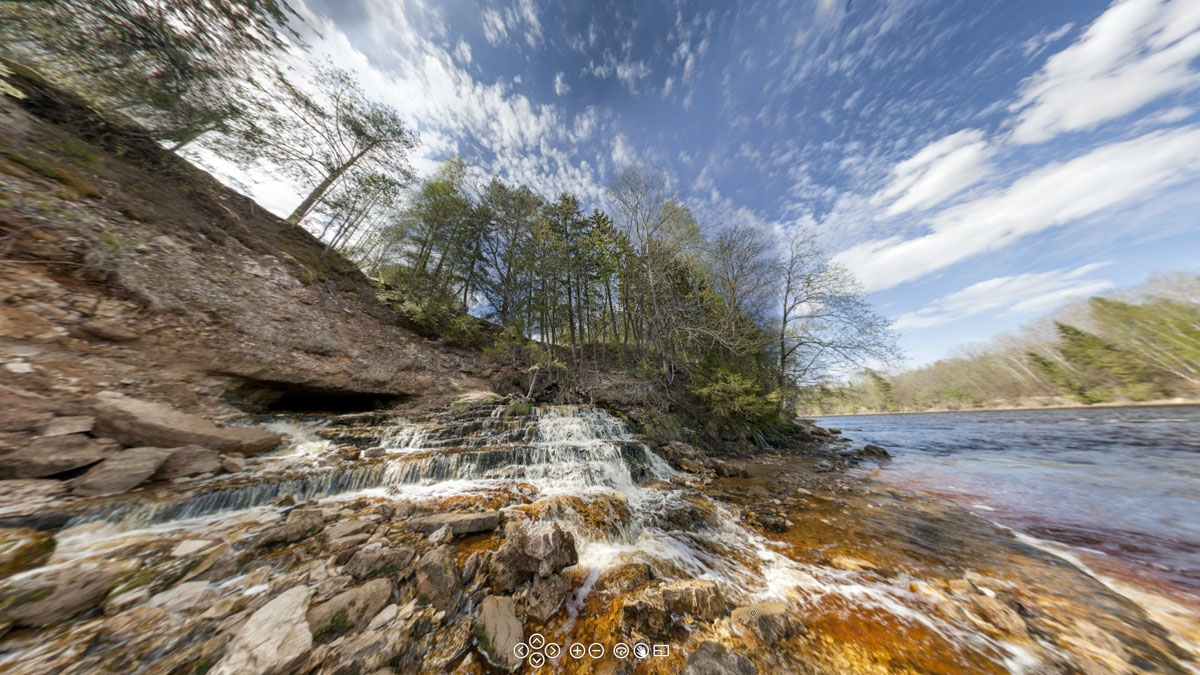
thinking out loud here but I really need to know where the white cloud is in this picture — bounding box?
[611,134,635,168]
[1010,0,1200,144]
[1020,22,1074,57]
[554,72,570,96]
[453,40,471,65]
[480,1,542,48]
[890,263,1114,330]
[875,129,994,215]
[481,8,507,46]
[836,125,1200,292]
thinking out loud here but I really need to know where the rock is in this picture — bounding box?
[428,525,453,545]
[969,594,1026,636]
[523,574,571,622]
[337,446,360,461]
[426,616,474,670]
[70,446,174,496]
[220,454,246,473]
[258,509,324,546]
[362,446,386,459]
[79,392,281,455]
[731,603,806,641]
[154,446,222,480]
[0,527,54,579]
[147,581,213,614]
[324,518,374,540]
[345,547,414,581]
[415,545,463,614]
[476,595,522,670]
[0,479,69,519]
[39,416,95,437]
[169,539,217,558]
[858,445,890,458]
[684,641,756,675]
[711,460,750,478]
[599,562,655,594]
[0,559,140,627]
[212,585,313,675]
[408,511,501,537]
[307,578,392,642]
[621,589,672,638]
[489,523,578,593]
[662,580,727,620]
[367,603,398,630]
[79,319,139,342]
[0,434,118,479]
[829,555,876,572]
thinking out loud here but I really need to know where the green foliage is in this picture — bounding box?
[689,364,777,426]
[442,314,487,348]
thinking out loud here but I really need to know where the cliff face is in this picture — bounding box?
[0,65,502,431]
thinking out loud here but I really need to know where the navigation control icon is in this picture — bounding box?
[613,642,631,659]
[569,643,586,659]
[633,642,651,659]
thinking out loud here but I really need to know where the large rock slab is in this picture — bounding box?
[488,523,577,593]
[414,545,463,614]
[154,445,222,480]
[662,580,727,620]
[70,447,174,496]
[257,508,324,546]
[0,434,118,479]
[523,573,571,622]
[0,527,54,579]
[684,641,756,675]
[307,578,392,642]
[344,546,414,581]
[0,559,140,627]
[731,602,806,641]
[408,511,500,537]
[79,392,281,455]
[212,585,313,675]
[476,595,523,670]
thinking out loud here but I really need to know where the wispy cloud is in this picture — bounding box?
[890,263,1114,330]
[874,129,994,216]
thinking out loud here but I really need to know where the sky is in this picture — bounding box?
[215,0,1200,368]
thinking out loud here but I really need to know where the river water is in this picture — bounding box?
[817,405,1200,604]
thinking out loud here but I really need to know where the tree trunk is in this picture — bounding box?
[286,143,376,225]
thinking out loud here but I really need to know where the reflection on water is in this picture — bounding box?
[818,405,1200,601]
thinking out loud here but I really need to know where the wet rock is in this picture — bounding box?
[154,445,221,480]
[858,445,890,458]
[621,589,671,638]
[220,454,246,473]
[523,573,571,621]
[415,545,463,614]
[0,434,118,479]
[324,518,374,540]
[969,594,1026,636]
[426,616,474,670]
[345,547,414,581]
[599,562,655,593]
[488,523,578,592]
[408,510,501,537]
[684,641,756,675]
[0,559,140,626]
[711,459,750,478]
[307,578,392,642]
[362,446,386,459]
[146,580,214,614]
[212,585,313,675]
[337,446,360,461]
[79,392,281,455]
[70,446,174,496]
[79,319,139,342]
[39,415,95,437]
[477,594,522,670]
[258,508,324,546]
[731,603,806,641]
[428,525,453,544]
[829,555,877,572]
[0,527,54,579]
[662,580,727,620]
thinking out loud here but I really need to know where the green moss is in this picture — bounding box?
[312,607,353,642]
[503,403,532,417]
[192,657,212,674]
[1,150,100,198]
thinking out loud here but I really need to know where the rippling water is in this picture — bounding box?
[817,405,1200,601]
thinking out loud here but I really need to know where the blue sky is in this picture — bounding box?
[226,0,1200,367]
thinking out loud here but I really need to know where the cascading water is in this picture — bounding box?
[52,404,1064,672]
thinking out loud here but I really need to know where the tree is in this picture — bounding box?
[0,0,302,148]
[225,64,417,225]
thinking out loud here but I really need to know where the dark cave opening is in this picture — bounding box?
[223,378,408,413]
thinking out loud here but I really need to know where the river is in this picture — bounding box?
[816,405,1200,604]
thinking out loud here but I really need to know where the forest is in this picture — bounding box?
[0,0,895,429]
[800,274,1200,414]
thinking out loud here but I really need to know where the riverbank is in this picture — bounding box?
[808,397,1200,417]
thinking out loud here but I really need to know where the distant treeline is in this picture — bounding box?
[800,274,1200,414]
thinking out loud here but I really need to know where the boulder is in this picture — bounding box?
[683,641,756,675]
[662,580,727,620]
[489,523,578,593]
[0,527,54,579]
[324,518,374,540]
[408,511,501,537]
[476,595,522,670]
[414,545,463,614]
[220,454,246,473]
[154,446,222,480]
[621,589,672,638]
[0,434,118,479]
[858,445,890,458]
[731,603,806,641]
[79,319,139,342]
[0,479,69,519]
[70,447,174,496]
[427,525,453,545]
[146,581,214,614]
[523,573,571,622]
[257,508,325,547]
[362,446,386,459]
[0,559,140,627]
[307,578,392,642]
[39,416,95,437]
[212,585,313,675]
[79,392,281,455]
